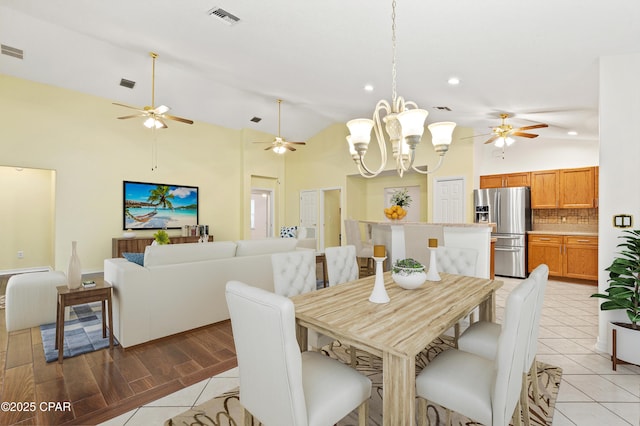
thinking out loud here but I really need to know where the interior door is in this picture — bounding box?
[300,190,318,241]
[433,177,465,223]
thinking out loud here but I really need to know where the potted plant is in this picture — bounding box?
[591,229,640,369]
[384,188,412,221]
[391,258,426,289]
[153,229,171,245]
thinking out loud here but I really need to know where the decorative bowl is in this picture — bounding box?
[391,266,427,290]
[122,230,136,239]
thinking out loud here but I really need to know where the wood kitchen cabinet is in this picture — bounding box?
[559,167,596,208]
[564,235,599,280]
[528,234,598,281]
[528,234,563,276]
[480,172,531,189]
[530,167,597,209]
[530,170,559,208]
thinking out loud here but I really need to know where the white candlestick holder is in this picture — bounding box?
[369,256,390,304]
[425,247,441,281]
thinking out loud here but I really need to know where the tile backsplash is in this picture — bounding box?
[532,208,598,233]
[533,208,598,225]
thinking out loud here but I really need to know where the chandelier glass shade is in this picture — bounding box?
[346,0,456,178]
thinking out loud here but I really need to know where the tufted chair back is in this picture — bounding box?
[436,246,479,277]
[271,250,316,297]
[324,245,359,287]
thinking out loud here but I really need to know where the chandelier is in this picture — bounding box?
[346,0,456,178]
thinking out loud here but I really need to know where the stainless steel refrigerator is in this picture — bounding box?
[473,186,531,278]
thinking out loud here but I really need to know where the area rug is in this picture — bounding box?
[40,302,118,363]
[166,338,562,426]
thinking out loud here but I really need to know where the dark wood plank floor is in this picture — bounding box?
[0,274,237,426]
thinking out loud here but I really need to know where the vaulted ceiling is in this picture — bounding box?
[2,1,639,144]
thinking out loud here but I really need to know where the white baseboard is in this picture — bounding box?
[0,266,53,276]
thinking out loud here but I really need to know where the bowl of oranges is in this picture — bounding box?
[384,205,407,221]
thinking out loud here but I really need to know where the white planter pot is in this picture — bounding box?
[609,322,640,370]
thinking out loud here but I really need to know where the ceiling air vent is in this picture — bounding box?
[208,7,240,25]
[250,116,262,123]
[434,106,452,111]
[1,44,24,60]
[119,78,136,89]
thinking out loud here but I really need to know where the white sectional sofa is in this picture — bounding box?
[103,238,300,348]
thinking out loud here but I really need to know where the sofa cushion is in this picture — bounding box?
[235,238,298,257]
[122,252,144,266]
[144,241,237,267]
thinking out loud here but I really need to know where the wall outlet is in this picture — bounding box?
[17,250,24,259]
[561,216,567,223]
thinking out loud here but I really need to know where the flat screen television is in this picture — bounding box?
[123,180,199,230]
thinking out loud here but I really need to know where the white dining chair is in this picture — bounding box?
[416,274,538,426]
[225,281,372,426]
[435,246,479,342]
[271,250,329,352]
[456,264,549,426]
[344,219,374,275]
[324,245,363,365]
[325,245,359,286]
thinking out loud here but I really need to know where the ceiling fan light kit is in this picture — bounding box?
[253,99,306,154]
[346,0,456,178]
[484,113,548,148]
[113,52,194,130]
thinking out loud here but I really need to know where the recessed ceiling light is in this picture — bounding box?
[567,130,578,136]
[364,84,374,92]
[447,77,460,85]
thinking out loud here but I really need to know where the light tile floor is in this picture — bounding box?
[99,277,640,426]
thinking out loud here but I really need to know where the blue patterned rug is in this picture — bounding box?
[40,302,118,363]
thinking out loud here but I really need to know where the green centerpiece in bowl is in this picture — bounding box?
[392,258,427,289]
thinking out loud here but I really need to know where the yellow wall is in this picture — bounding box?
[1,73,475,271]
[0,74,284,271]
[0,166,55,270]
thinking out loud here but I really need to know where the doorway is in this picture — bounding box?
[250,188,274,239]
[433,176,466,223]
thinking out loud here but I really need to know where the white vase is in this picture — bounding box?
[67,241,82,289]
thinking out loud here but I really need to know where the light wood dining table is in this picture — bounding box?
[290,271,503,426]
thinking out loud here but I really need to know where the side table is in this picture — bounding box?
[55,280,114,363]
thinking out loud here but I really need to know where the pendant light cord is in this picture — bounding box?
[391,0,397,105]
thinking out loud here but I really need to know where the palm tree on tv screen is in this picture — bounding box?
[147,185,175,211]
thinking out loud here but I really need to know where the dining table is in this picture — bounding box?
[290,271,503,426]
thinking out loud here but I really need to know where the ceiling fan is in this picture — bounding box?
[113,52,194,129]
[253,99,306,154]
[481,113,548,147]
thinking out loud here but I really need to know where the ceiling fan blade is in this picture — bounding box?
[155,105,170,114]
[253,141,272,144]
[156,118,168,129]
[164,114,194,125]
[516,123,548,131]
[117,114,147,120]
[113,102,145,112]
[287,146,297,151]
[264,146,273,151]
[511,132,539,138]
[285,141,306,145]
[484,135,499,145]
[460,132,494,140]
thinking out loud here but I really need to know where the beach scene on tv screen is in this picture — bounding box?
[124,182,198,229]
